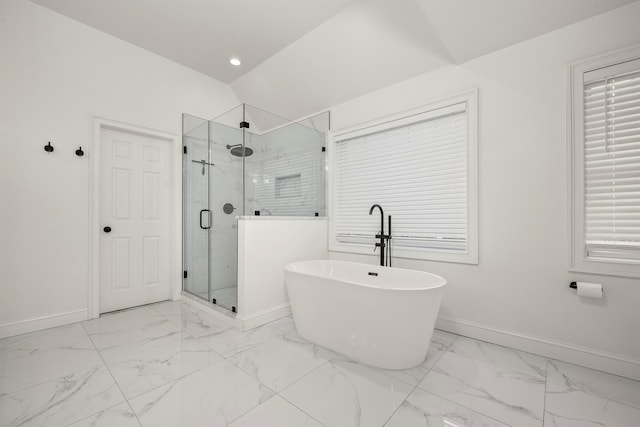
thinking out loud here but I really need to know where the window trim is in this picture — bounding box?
[568,46,640,278]
[328,89,478,264]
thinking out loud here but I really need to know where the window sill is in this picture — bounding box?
[329,242,478,265]
[570,258,640,279]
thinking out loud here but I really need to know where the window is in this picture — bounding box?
[328,90,477,264]
[570,48,640,278]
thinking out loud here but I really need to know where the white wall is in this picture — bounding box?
[0,0,239,336]
[328,3,640,379]
[237,218,328,329]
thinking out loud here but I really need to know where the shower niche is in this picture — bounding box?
[182,104,328,314]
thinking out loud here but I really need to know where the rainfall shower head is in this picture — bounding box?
[226,144,254,157]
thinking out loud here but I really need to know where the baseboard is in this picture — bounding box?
[0,309,88,339]
[237,304,292,331]
[181,292,291,332]
[436,315,640,381]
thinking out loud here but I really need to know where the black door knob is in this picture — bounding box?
[103,226,112,233]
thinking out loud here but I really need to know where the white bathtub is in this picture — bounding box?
[284,260,446,370]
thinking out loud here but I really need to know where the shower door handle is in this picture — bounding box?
[199,209,211,230]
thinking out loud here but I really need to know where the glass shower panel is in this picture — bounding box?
[182,114,210,301]
[244,105,327,217]
[208,115,243,311]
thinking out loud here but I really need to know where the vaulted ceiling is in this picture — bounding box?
[30,0,637,119]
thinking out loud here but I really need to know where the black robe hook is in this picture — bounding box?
[44,142,54,153]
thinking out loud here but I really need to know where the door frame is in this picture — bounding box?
[88,116,182,319]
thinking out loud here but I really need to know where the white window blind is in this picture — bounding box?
[583,60,640,261]
[334,102,468,252]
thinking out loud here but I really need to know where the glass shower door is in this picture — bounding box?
[207,116,243,312]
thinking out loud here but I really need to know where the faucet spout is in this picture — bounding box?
[369,204,385,266]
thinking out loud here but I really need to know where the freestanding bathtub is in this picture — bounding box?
[284,260,446,370]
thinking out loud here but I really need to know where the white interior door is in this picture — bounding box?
[99,128,172,313]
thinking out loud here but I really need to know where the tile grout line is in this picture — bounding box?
[0,324,106,396]
[117,357,228,403]
[412,343,515,427]
[446,335,549,381]
[80,309,227,424]
[412,377,540,426]
[275,358,342,427]
[546,358,640,411]
[125,400,143,427]
[80,321,135,424]
[64,401,135,427]
[381,336,455,426]
[542,358,549,426]
[388,333,520,427]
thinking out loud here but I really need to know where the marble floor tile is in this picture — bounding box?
[544,387,640,427]
[544,360,640,427]
[280,357,413,427]
[83,307,183,360]
[546,359,640,408]
[128,360,274,427]
[0,323,90,360]
[82,306,170,336]
[378,329,458,387]
[448,336,547,379]
[385,389,510,427]
[147,300,190,322]
[198,322,285,358]
[228,334,335,392]
[68,402,141,427]
[106,332,224,399]
[6,301,640,427]
[266,316,296,333]
[171,304,234,339]
[418,351,545,427]
[0,364,125,427]
[430,329,459,351]
[228,395,324,427]
[0,323,103,395]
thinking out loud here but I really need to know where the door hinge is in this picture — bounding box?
[183,146,187,154]
[183,270,188,279]
[321,146,326,152]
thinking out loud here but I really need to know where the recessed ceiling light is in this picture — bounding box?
[230,57,241,66]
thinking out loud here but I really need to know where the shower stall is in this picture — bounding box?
[182,104,328,314]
